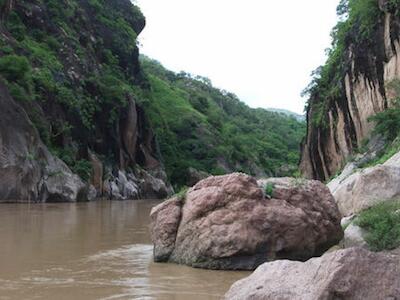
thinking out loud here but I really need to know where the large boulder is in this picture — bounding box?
[150,196,183,261]
[103,168,173,200]
[224,247,400,300]
[137,168,173,199]
[39,155,86,202]
[103,170,139,200]
[331,158,400,216]
[150,173,343,270]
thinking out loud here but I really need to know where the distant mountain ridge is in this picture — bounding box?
[140,56,306,185]
[267,108,305,122]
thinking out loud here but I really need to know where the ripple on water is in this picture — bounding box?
[0,201,247,300]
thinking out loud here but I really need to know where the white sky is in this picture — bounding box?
[136,0,340,114]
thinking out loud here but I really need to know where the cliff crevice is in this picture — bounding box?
[301,1,400,180]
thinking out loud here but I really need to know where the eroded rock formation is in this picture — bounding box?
[0,0,172,201]
[301,1,400,181]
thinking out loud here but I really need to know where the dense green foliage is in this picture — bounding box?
[356,80,400,168]
[264,183,275,198]
[140,57,306,185]
[356,201,400,251]
[304,0,382,128]
[369,80,400,142]
[0,0,305,186]
[0,0,144,175]
[357,138,400,169]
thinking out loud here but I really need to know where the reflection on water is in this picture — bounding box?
[0,201,247,300]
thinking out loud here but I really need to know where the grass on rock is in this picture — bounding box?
[356,200,400,251]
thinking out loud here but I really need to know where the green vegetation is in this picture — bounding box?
[356,201,400,251]
[0,0,306,187]
[264,183,275,198]
[72,160,93,182]
[356,79,400,168]
[140,56,306,186]
[175,186,189,201]
[0,55,30,82]
[50,146,93,181]
[369,80,400,142]
[370,105,400,141]
[358,138,400,168]
[303,0,382,128]
[0,0,144,180]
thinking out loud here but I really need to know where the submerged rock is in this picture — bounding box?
[224,247,400,300]
[150,173,343,270]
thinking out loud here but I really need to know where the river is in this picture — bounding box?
[0,200,248,300]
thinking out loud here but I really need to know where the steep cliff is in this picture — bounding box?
[301,0,400,181]
[0,80,87,202]
[0,0,172,201]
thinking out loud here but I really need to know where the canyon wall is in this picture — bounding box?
[0,0,172,201]
[301,0,400,180]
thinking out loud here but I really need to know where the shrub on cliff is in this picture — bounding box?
[356,201,400,251]
[304,0,382,128]
[369,106,400,142]
[369,80,400,142]
[0,55,30,82]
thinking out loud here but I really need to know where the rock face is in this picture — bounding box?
[343,223,368,249]
[224,247,400,300]
[150,173,343,270]
[0,0,173,201]
[330,150,400,216]
[0,81,86,202]
[186,167,210,187]
[300,3,400,181]
[102,168,173,200]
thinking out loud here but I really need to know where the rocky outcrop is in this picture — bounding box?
[136,168,173,199]
[150,173,343,270]
[0,81,86,202]
[89,151,103,196]
[103,170,139,200]
[300,2,400,181]
[0,0,173,201]
[102,168,172,200]
[330,149,400,216]
[224,247,400,300]
[343,223,368,248]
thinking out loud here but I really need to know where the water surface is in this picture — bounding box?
[0,201,248,300]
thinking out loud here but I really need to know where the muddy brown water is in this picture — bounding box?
[0,200,248,300]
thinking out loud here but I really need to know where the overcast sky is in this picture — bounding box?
[136,0,340,114]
